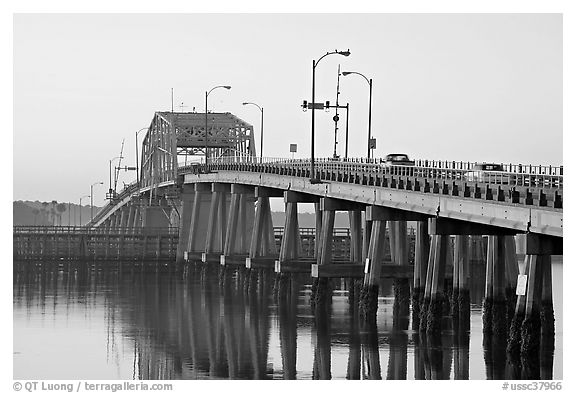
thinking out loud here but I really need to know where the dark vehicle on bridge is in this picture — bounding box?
[464,163,510,184]
[382,153,415,166]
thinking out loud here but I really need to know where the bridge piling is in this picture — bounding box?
[278,201,301,262]
[348,210,362,264]
[482,236,508,337]
[314,202,322,259]
[425,234,449,334]
[451,235,470,327]
[185,183,211,259]
[540,255,555,338]
[203,183,230,262]
[392,221,411,323]
[222,185,255,265]
[176,185,195,263]
[520,255,544,357]
[504,236,520,326]
[247,195,277,266]
[360,218,387,320]
[412,221,430,330]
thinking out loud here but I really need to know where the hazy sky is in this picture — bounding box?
[13,13,562,204]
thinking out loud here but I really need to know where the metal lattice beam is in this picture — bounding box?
[140,111,255,189]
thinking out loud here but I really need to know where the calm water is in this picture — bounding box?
[13,259,562,380]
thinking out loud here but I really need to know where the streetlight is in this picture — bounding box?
[205,85,231,168]
[310,49,351,183]
[90,181,104,222]
[135,127,148,186]
[79,195,90,226]
[108,156,123,199]
[242,102,264,161]
[342,71,373,160]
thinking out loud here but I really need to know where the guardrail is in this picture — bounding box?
[183,157,563,190]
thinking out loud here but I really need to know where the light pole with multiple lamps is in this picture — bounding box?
[90,182,104,222]
[205,85,231,168]
[135,127,148,186]
[342,71,373,160]
[242,102,264,161]
[79,195,90,226]
[310,49,350,183]
[108,156,123,200]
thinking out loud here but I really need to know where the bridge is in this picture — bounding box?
[87,110,562,358]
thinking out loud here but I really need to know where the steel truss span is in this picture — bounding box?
[140,112,256,189]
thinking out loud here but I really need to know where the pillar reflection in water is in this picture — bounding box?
[311,278,332,380]
[277,273,299,379]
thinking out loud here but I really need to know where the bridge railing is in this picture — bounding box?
[13,226,179,236]
[195,156,563,189]
[93,155,563,228]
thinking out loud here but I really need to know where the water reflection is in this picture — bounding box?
[13,260,562,380]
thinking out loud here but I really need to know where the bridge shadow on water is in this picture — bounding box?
[13,259,559,380]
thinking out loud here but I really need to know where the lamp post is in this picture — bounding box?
[79,195,90,226]
[108,156,123,199]
[342,71,373,160]
[205,85,231,168]
[90,181,104,222]
[242,102,264,161]
[310,49,350,183]
[135,127,148,187]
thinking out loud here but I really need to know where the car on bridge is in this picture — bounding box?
[382,153,415,166]
[464,163,510,184]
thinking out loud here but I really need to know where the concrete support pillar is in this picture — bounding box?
[419,235,437,330]
[425,235,450,334]
[540,255,555,336]
[222,185,255,262]
[126,203,136,230]
[412,221,430,330]
[249,196,277,259]
[204,183,230,256]
[391,221,410,322]
[392,221,409,266]
[104,217,112,232]
[389,221,397,263]
[452,235,470,327]
[176,185,196,263]
[279,202,301,261]
[119,205,130,231]
[362,215,372,262]
[507,255,528,354]
[520,255,544,356]
[483,236,507,336]
[348,210,363,263]
[186,183,212,255]
[360,219,387,319]
[504,236,520,324]
[317,210,335,265]
[113,210,122,228]
[314,202,322,258]
[132,205,142,228]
